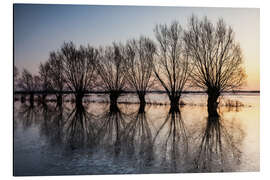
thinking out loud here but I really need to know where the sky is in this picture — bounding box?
[14,4,260,90]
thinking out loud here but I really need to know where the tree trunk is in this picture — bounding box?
[56,94,63,106]
[29,93,34,106]
[110,91,120,107]
[138,103,146,113]
[21,95,25,103]
[75,92,84,106]
[42,94,47,103]
[138,92,146,110]
[169,95,180,110]
[207,92,220,117]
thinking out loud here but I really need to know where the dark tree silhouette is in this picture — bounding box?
[183,16,246,112]
[39,61,51,103]
[14,65,19,90]
[125,36,156,108]
[154,22,190,108]
[61,42,99,106]
[97,43,127,107]
[18,69,40,106]
[47,51,66,105]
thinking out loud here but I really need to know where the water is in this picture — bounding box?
[13,93,260,176]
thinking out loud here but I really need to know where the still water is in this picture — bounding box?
[13,93,259,176]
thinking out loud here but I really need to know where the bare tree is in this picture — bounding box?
[39,61,51,102]
[125,36,156,108]
[154,22,190,108]
[47,51,66,105]
[14,65,19,90]
[97,43,127,107]
[18,69,40,105]
[183,16,246,112]
[61,42,99,106]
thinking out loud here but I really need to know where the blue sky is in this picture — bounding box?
[14,4,259,90]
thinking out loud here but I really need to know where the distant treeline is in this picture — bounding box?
[14,90,259,95]
[14,15,247,112]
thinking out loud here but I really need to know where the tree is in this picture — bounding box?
[154,22,190,108]
[61,41,99,106]
[125,36,156,108]
[47,51,66,105]
[18,69,40,105]
[97,43,127,107]
[39,61,51,102]
[183,16,246,113]
[14,65,19,91]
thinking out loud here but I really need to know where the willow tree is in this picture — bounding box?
[125,36,156,107]
[154,22,190,108]
[61,42,99,106]
[183,16,246,112]
[14,66,19,90]
[47,51,65,105]
[18,69,40,105]
[39,61,51,102]
[97,43,126,107]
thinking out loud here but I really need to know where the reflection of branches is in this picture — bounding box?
[63,104,98,150]
[95,105,128,157]
[124,106,154,169]
[154,107,188,172]
[39,104,65,146]
[17,103,40,129]
[193,110,243,172]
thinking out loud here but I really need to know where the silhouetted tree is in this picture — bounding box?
[47,51,66,105]
[154,22,190,108]
[183,16,246,111]
[97,43,126,107]
[125,37,156,108]
[14,65,19,90]
[18,69,40,106]
[39,61,51,103]
[61,42,99,106]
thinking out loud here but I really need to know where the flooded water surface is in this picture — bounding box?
[13,93,260,176]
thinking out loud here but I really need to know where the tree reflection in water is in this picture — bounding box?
[63,103,99,150]
[18,103,41,129]
[15,101,246,174]
[124,104,154,171]
[95,104,129,157]
[39,104,65,146]
[153,106,188,172]
[193,107,243,172]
